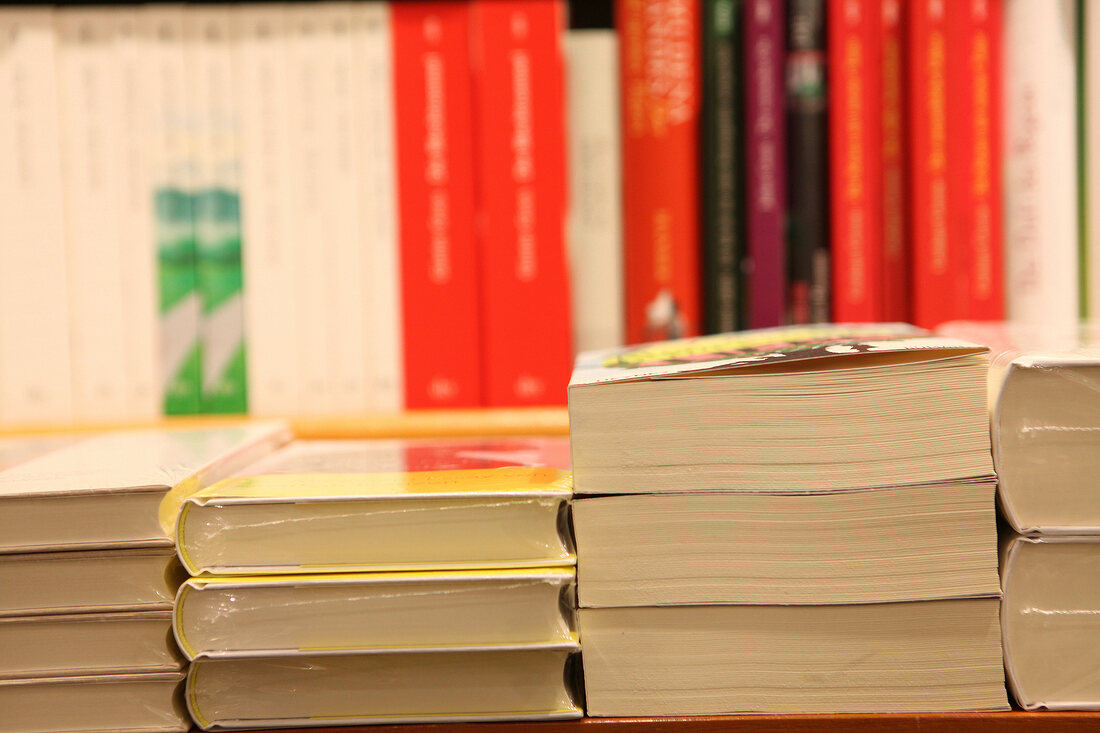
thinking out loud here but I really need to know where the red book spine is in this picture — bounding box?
[829,0,884,322]
[907,0,952,328]
[880,0,910,322]
[391,2,482,407]
[469,0,572,406]
[618,0,702,343]
[962,0,1004,319]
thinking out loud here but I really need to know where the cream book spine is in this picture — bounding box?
[116,9,160,421]
[1087,0,1100,321]
[353,1,403,412]
[0,8,74,427]
[238,5,300,417]
[1004,0,1079,343]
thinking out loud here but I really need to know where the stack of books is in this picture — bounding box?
[0,423,288,733]
[567,324,1011,714]
[167,438,583,729]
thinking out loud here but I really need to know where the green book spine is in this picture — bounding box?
[157,188,202,415]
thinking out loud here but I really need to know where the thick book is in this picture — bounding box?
[743,0,786,328]
[1001,534,1100,710]
[619,0,702,342]
[173,438,574,575]
[0,8,74,427]
[702,0,742,334]
[566,12,623,351]
[573,481,1000,607]
[392,1,483,407]
[580,598,1009,715]
[0,548,184,617]
[1004,0,1079,342]
[785,0,829,324]
[174,567,576,660]
[0,671,188,733]
[0,611,182,679]
[569,325,994,494]
[829,0,884,322]
[471,0,573,406]
[186,647,582,730]
[0,422,289,552]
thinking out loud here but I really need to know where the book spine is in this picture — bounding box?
[56,10,131,422]
[391,1,483,407]
[352,2,403,412]
[828,0,883,323]
[1088,0,1100,320]
[880,0,909,322]
[470,0,572,406]
[743,0,786,328]
[702,0,741,334]
[959,0,1004,320]
[144,6,202,415]
[566,23,624,351]
[907,0,952,328]
[786,0,829,324]
[619,0,703,342]
[116,10,160,420]
[1004,0,1078,341]
[193,9,248,415]
[238,6,300,417]
[0,9,74,426]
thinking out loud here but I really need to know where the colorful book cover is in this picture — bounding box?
[743,0,786,328]
[829,0,883,323]
[391,2,483,407]
[619,0,702,342]
[470,0,572,406]
[702,0,742,334]
[786,0,829,324]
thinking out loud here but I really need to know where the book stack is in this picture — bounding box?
[568,325,1011,714]
[166,438,583,729]
[0,423,288,733]
[942,322,1100,709]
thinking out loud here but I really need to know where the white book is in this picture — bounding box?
[352,1,403,412]
[1004,0,1079,343]
[238,6,300,417]
[0,8,74,427]
[564,29,623,353]
[287,6,334,415]
[319,3,370,415]
[1087,0,1100,321]
[115,10,160,421]
[56,9,131,423]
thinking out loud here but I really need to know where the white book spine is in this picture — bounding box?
[565,30,623,353]
[0,9,74,426]
[116,10,160,421]
[353,1,403,412]
[287,7,334,415]
[1004,0,1079,344]
[321,3,369,415]
[238,6,300,416]
[56,9,130,422]
[1087,0,1100,322]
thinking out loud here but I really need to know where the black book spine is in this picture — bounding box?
[786,0,829,324]
[702,0,743,334]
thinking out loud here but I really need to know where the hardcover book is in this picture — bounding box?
[174,567,576,660]
[172,438,574,575]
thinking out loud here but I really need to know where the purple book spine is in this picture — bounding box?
[743,0,787,328]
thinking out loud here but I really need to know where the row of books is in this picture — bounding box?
[0,1,576,430]
[619,0,1100,344]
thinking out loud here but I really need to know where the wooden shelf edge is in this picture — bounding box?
[251,711,1100,733]
[0,408,570,440]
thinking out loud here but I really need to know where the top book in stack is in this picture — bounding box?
[569,324,994,494]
